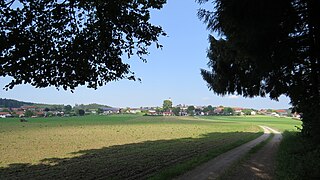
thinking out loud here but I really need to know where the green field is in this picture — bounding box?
[0,115,301,179]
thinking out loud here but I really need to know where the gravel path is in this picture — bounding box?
[225,127,282,180]
[176,126,279,180]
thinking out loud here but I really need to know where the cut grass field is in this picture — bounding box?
[200,115,301,132]
[0,115,301,179]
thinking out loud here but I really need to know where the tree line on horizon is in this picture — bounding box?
[0,98,33,108]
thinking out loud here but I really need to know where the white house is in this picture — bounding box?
[271,112,280,117]
[251,111,257,115]
[0,112,11,118]
[102,108,120,114]
[129,108,141,114]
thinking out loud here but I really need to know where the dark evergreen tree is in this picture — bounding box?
[78,109,85,116]
[64,105,72,113]
[0,0,166,90]
[198,0,320,139]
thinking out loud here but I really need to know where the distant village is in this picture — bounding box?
[0,98,301,119]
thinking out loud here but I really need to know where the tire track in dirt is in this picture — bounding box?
[224,126,282,180]
[176,126,274,180]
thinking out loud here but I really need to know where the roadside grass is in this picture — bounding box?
[276,131,320,180]
[203,116,319,180]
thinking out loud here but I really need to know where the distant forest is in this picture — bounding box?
[0,98,111,110]
[74,103,111,110]
[0,98,33,108]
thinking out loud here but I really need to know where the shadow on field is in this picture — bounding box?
[0,132,260,179]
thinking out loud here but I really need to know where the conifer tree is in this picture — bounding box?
[198,0,320,140]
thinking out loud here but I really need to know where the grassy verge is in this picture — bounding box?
[276,131,320,180]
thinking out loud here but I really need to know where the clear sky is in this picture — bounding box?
[0,0,291,109]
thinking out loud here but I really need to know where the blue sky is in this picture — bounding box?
[0,0,290,109]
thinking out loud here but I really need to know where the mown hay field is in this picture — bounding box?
[0,115,301,179]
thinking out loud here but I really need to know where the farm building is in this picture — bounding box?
[101,107,120,114]
[0,112,11,118]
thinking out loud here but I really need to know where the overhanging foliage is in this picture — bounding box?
[0,0,167,90]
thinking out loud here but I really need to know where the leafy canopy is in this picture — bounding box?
[0,0,167,90]
[162,99,172,112]
[187,105,195,115]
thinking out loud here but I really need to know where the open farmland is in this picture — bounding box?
[0,115,301,179]
[200,115,301,132]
